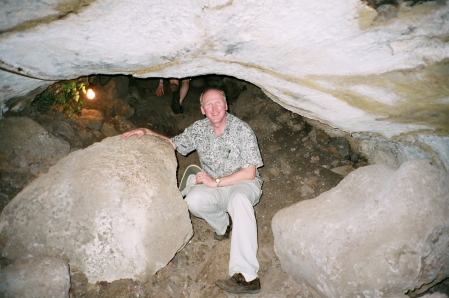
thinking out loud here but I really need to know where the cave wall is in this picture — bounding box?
[0,0,448,168]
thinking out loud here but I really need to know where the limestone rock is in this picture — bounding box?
[0,257,70,298]
[76,116,104,131]
[0,117,70,211]
[0,135,193,283]
[101,122,118,137]
[272,159,449,297]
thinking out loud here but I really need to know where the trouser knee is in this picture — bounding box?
[184,194,201,214]
[228,194,253,215]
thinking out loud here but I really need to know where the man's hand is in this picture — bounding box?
[196,171,215,188]
[120,127,177,149]
[121,128,148,139]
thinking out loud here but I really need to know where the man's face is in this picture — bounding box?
[200,90,228,126]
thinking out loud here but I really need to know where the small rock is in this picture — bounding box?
[269,167,281,178]
[330,165,355,177]
[267,144,282,153]
[113,115,135,133]
[331,160,340,167]
[81,108,103,118]
[77,116,104,131]
[310,156,320,163]
[316,129,330,144]
[328,138,350,159]
[300,185,314,196]
[101,123,118,137]
[286,119,304,132]
[304,140,315,149]
[308,129,317,143]
[51,120,75,140]
[280,160,293,175]
[304,177,318,186]
[276,112,290,124]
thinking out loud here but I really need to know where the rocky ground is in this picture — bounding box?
[3,75,448,297]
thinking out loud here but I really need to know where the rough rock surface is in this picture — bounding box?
[1,0,448,143]
[0,135,193,283]
[272,159,449,297]
[0,117,70,211]
[0,257,70,298]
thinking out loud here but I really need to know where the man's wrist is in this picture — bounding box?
[215,178,221,187]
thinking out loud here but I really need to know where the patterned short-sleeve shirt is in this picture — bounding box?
[171,113,263,185]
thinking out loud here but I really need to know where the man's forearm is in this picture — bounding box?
[121,128,176,149]
[217,165,256,187]
[145,129,176,149]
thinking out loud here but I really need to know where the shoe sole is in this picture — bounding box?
[214,233,230,241]
[216,283,261,294]
[214,217,232,241]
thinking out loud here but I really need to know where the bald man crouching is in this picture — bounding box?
[121,89,263,294]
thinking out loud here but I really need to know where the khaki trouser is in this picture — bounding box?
[184,180,262,281]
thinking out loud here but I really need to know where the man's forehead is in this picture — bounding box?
[203,90,224,101]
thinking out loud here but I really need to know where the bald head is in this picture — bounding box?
[200,89,227,106]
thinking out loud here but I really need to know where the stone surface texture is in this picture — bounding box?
[272,159,449,297]
[0,0,448,171]
[0,117,70,211]
[0,135,193,283]
[0,257,70,298]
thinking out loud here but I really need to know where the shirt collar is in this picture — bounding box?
[207,112,231,136]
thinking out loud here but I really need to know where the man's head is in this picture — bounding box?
[200,89,228,127]
[200,89,227,105]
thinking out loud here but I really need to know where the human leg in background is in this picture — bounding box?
[155,78,165,96]
[179,78,190,107]
[169,79,182,114]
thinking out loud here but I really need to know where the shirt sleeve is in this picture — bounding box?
[239,123,263,169]
[171,124,198,156]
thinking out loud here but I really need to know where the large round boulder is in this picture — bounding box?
[0,135,193,283]
[272,159,449,297]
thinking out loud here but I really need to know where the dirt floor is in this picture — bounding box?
[8,75,449,297]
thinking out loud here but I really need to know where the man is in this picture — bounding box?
[121,89,263,294]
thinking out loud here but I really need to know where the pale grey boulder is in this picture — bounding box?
[0,257,70,298]
[272,159,449,298]
[0,135,193,283]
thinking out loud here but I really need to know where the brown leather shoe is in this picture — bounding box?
[216,273,261,294]
[214,216,232,241]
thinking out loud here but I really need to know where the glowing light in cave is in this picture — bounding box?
[86,88,95,100]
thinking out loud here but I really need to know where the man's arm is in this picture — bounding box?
[121,128,176,149]
[195,165,256,188]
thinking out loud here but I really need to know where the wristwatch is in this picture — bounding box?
[215,178,221,188]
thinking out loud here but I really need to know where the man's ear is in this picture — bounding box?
[201,106,206,115]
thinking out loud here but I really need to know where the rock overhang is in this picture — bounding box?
[0,0,448,165]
